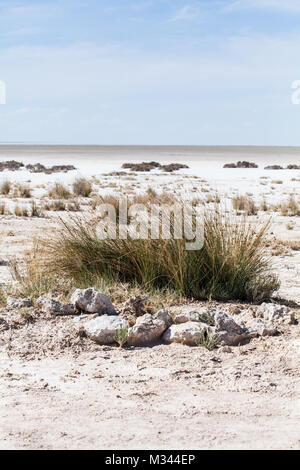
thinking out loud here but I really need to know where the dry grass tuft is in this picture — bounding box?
[14,205,28,217]
[0,180,11,195]
[72,178,93,197]
[278,196,300,217]
[259,199,269,212]
[31,201,44,218]
[0,202,7,215]
[48,183,72,199]
[0,287,7,307]
[271,180,283,185]
[232,195,257,215]
[18,184,32,198]
[91,189,179,214]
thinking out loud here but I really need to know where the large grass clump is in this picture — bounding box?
[33,207,279,302]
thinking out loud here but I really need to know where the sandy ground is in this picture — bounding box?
[0,296,299,450]
[0,325,299,450]
[1,150,300,450]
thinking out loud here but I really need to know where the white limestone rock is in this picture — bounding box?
[163,322,213,346]
[127,310,172,346]
[70,288,116,315]
[256,303,295,325]
[154,309,173,328]
[174,311,200,324]
[36,296,75,316]
[7,297,33,309]
[214,311,250,346]
[250,319,278,337]
[84,315,129,344]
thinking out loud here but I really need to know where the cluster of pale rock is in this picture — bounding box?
[7,288,296,348]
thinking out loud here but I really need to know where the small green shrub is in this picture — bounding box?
[114,328,129,348]
[0,288,7,307]
[198,311,215,326]
[197,329,218,351]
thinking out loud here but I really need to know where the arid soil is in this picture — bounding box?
[0,299,299,450]
[0,165,300,450]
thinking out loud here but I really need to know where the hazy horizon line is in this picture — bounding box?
[1,143,300,149]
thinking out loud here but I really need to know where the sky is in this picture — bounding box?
[0,0,300,145]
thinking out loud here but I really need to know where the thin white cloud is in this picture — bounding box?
[104,1,153,14]
[227,0,300,13]
[0,27,41,38]
[0,1,64,17]
[2,33,299,102]
[130,1,153,12]
[168,5,201,22]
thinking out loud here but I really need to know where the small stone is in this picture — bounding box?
[120,296,147,320]
[219,346,232,353]
[174,307,218,325]
[174,311,200,324]
[84,315,129,344]
[154,309,173,328]
[7,297,33,309]
[127,311,170,347]
[234,308,255,326]
[231,307,241,315]
[256,303,295,325]
[36,296,75,316]
[70,288,116,315]
[250,320,278,337]
[214,311,250,346]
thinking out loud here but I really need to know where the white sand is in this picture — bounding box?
[1,145,300,205]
